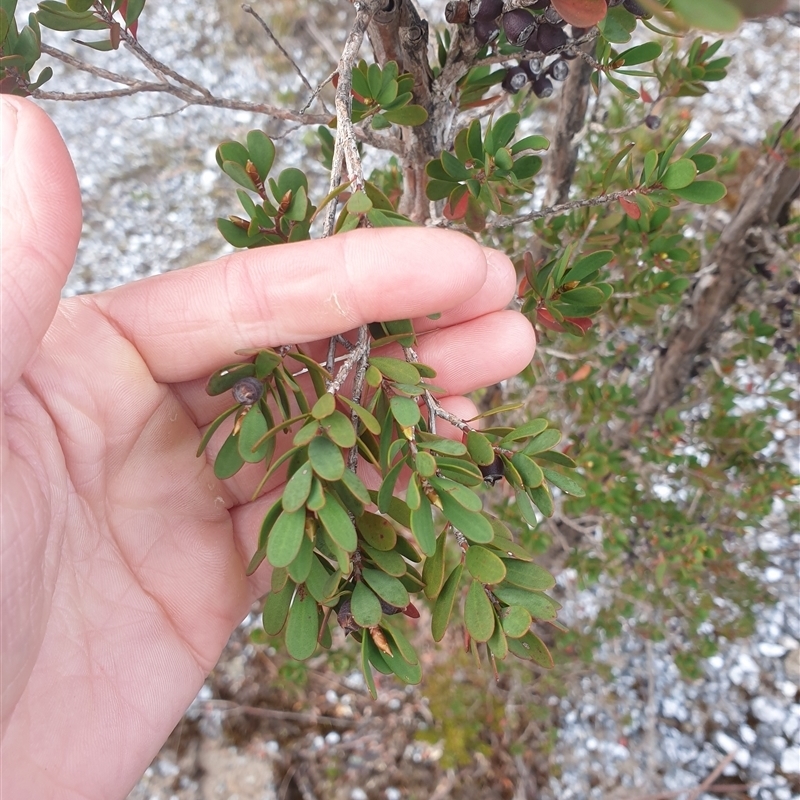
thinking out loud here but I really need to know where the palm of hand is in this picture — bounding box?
[4,297,254,798]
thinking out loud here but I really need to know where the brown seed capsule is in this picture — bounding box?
[232,376,264,406]
[336,599,360,635]
[445,0,470,24]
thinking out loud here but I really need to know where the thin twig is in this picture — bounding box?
[495,187,648,227]
[242,4,316,96]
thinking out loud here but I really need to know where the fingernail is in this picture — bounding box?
[1,98,19,170]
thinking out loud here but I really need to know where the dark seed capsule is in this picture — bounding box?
[571,25,590,37]
[549,58,570,81]
[502,8,537,46]
[774,336,793,354]
[479,454,505,486]
[502,66,529,93]
[780,307,794,329]
[788,279,800,296]
[474,18,500,43]
[524,28,540,52]
[623,0,650,16]
[543,6,563,24]
[474,0,503,21]
[379,598,402,615]
[532,74,554,98]
[645,114,661,130]
[521,57,543,77]
[232,376,264,406]
[537,21,567,53]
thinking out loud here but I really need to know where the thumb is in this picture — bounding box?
[1,97,81,389]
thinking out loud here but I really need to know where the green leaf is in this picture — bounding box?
[527,483,555,517]
[382,104,428,126]
[338,396,381,435]
[245,130,275,180]
[501,559,555,591]
[370,356,421,385]
[214,432,245,479]
[671,180,727,204]
[285,592,320,661]
[490,112,520,152]
[498,419,549,446]
[358,512,397,551]
[409,492,437,556]
[311,392,336,419]
[432,563,463,641]
[351,581,382,627]
[346,190,373,215]
[267,508,307,568]
[262,580,295,636]
[523,429,562,455]
[507,630,554,668]
[493,585,557,620]
[543,468,586,497]
[379,629,423,684]
[196,403,238,457]
[288,532,315,584]
[510,134,549,155]
[602,142,635,192]
[668,0,741,31]
[222,159,256,190]
[617,41,662,66]
[338,468,371,508]
[377,459,405,514]
[362,543,406,577]
[464,580,495,643]
[416,434,467,456]
[501,605,532,639]
[238,405,272,463]
[465,546,507,584]
[598,5,636,42]
[362,568,409,608]
[661,158,698,190]
[438,493,494,544]
[217,217,262,248]
[511,453,545,489]
[422,527,447,599]
[415,450,437,477]
[318,494,357,553]
[466,430,495,465]
[308,435,345,481]
[282,462,313,512]
[565,250,614,284]
[389,395,421,427]
[321,411,357,448]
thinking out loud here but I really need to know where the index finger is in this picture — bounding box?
[88,228,491,383]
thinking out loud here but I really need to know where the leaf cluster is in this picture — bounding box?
[347,60,428,129]
[0,0,51,94]
[200,337,585,693]
[426,112,549,231]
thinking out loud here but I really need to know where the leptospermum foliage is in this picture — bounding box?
[9,0,798,688]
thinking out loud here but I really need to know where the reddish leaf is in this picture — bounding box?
[444,187,469,220]
[537,308,564,332]
[640,86,653,103]
[566,316,593,334]
[619,196,641,219]
[570,363,592,382]
[551,0,607,27]
[402,603,420,619]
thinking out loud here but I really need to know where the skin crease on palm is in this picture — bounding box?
[0,95,536,800]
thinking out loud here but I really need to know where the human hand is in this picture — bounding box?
[0,96,536,799]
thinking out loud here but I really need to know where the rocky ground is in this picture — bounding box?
[15,0,800,797]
